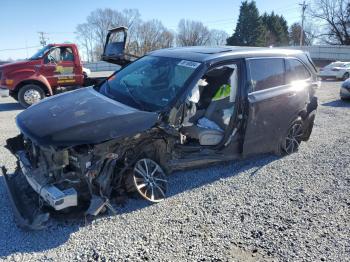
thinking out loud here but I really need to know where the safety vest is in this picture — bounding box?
[212,84,231,101]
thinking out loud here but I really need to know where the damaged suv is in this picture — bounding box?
[2,28,318,229]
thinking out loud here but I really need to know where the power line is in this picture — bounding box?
[0,45,41,52]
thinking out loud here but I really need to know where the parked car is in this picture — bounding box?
[319,61,350,81]
[2,28,319,229]
[0,44,105,108]
[340,78,350,100]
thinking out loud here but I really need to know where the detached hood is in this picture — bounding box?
[16,87,159,147]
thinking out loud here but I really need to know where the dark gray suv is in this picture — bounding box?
[2,28,318,229]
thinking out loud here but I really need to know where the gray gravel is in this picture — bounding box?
[0,81,349,261]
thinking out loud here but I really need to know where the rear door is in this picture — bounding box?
[242,57,309,156]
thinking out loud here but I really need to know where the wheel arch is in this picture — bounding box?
[14,79,52,96]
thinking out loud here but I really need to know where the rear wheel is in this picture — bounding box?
[18,84,45,108]
[281,120,304,155]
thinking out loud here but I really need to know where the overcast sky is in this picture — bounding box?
[0,0,301,60]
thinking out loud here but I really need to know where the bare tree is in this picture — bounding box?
[177,19,211,46]
[75,23,95,61]
[76,8,141,61]
[209,29,229,46]
[308,0,350,45]
[129,20,174,56]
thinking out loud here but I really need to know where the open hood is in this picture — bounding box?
[16,87,159,147]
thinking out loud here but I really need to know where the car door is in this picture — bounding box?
[242,57,309,156]
[41,47,77,86]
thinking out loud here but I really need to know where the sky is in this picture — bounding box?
[0,0,302,60]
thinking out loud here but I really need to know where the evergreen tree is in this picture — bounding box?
[261,12,289,46]
[227,1,266,46]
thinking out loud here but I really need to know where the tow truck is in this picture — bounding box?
[0,42,114,108]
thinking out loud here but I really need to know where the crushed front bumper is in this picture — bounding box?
[1,166,50,230]
[1,150,78,230]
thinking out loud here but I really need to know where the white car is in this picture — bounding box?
[319,61,350,81]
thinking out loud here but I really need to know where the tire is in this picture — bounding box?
[279,119,304,155]
[342,72,350,81]
[18,84,45,108]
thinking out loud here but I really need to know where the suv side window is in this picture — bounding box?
[286,58,311,83]
[247,58,285,92]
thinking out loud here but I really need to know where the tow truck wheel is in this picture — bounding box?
[18,84,45,108]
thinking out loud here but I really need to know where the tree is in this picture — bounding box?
[75,23,95,62]
[227,1,266,46]
[131,20,174,56]
[177,19,211,46]
[261,12,289,46]
[209,29,229,46]
[308,0,350,45]
[289,22,316,46]
[76,8,141,61]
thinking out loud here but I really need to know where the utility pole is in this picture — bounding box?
[299,1,307,46]
[38,31,48,46]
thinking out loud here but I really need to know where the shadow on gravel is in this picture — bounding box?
[0,102,23,112]
[118,154,279,214]
[322,99,350,108]
[0,154,278,258]
[0,177,81,258]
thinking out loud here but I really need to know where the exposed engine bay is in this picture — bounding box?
[3,131,172,229]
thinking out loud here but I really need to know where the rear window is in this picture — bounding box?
[286,59,311,83]
[247,58,285,92]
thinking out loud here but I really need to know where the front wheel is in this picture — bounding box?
[18,84,45,108]
[342,72,350,81]
[281,119,304,155]
[132,158,168,202]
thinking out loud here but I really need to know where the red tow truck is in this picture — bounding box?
[0,43,106,108]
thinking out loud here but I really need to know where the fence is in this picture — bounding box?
[83,61,121,72]
[282,45,350,61]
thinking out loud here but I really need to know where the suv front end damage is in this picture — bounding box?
[2,132,164,229]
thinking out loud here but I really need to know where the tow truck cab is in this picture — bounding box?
[0,43,85,108]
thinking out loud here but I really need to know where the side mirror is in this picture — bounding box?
[102,26,131,66]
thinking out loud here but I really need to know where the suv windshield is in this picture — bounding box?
[29,45,52,60]
[99,55,201,111]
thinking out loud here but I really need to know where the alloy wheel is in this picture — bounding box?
[133,158,167,202]
[283,122,303,155]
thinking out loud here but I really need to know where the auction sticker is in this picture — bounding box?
[178,60,201,69]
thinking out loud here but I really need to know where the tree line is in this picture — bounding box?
[76,0,350,62]
[75,9,228,62]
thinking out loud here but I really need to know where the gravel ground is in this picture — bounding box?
[0,81,349,261]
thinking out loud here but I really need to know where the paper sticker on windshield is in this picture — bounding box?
[178,60,201,69]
